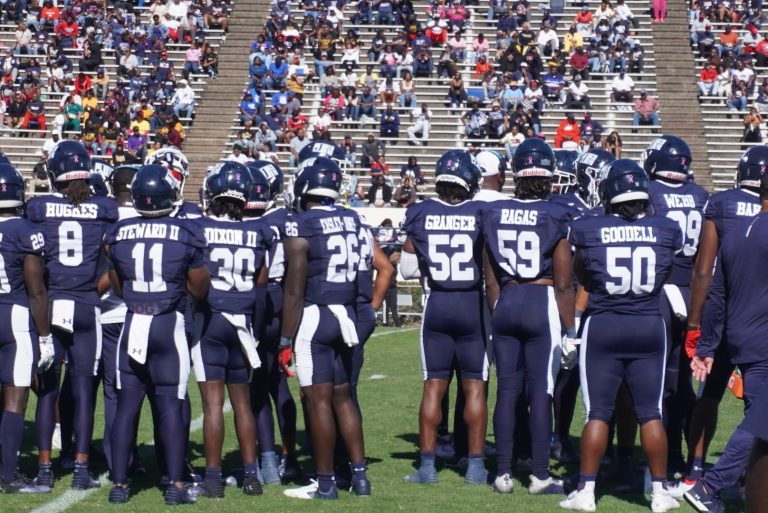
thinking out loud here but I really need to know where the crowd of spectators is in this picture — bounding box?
[689,0,767,143]
[0,0,230,163]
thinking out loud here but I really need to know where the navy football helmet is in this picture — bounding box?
[512,138,555,178]
[298,141,346,165]
[435,150,482,197]
[204,161,253,208]
[131,164,178,217]
[552,150,579,195]
[47,141,92,185]
[598,158,650,206]
[576,149,616,207]
[144,147,190,199]
[248,160,284,208]
[0,164,25,208]
[291,156,343,211]
[641,135,692,182]
[243,164,272,211]
[88,173,109,197]
[736,146,768,189]
[0,152,12,166]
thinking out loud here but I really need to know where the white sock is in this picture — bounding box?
[581,480,596,494]
[652,481,667,494]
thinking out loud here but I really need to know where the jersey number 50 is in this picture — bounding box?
[605,246,656,295]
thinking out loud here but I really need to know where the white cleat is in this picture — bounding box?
[651,490,682,512]
[560,488,597,511]
[491,473,514,493]
[283,480,318,499]
[667,479,696,499]
[529,475,565,495]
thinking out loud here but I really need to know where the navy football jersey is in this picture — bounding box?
[175,201,203,219]
[260,207,288,281]
[285,206,363,306]
[482,199,570,284]
[699,213,768,364]
[569,214,683,315]
[403,199,484,291]
[704,188,760,242]
[0,217,45,307]
[105,217,206,315]
[357,225,375,304]
[26,194,118,304]
[195,216,272,314]
[647,180,709,285]
[549,192,597,219]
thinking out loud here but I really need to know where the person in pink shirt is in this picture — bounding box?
[183,42,203,79]
[472,33,490,62]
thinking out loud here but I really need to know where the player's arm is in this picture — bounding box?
[186,266,210,301]
[688,219,718,327]
[399,236,420,279]
[252,260,269,340]
[553,238,575,330]
[370,243,393,310]
[97,271,111,296]
[281,236,309,340]
[483,247,500,312]
[23,254,49,338]
[693,249,725,381]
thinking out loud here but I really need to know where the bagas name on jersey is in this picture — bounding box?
[500,208,538,226]
[662,193,697,209]
[204,227,262,248]
[738,201,760,216]
[320,216,358,234]
[116,223,181,241]
[600,225,658,244]
[45,202,99,219]
[424,215,476,231]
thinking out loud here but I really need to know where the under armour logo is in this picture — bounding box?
[131,348,143,355]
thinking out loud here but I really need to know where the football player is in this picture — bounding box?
[670,146,766,499]
[561,159,681,513]
[400,150,489,486]
[280,157,369,500]
[190,161,272,499]
[99,165,141,473]
[245,160,302,483]
[474,150,509,202]
[145,147,202,219]
[0,164,52,493]
[482,138,575,495]
[643,135,708,473]
[683,149,768,513]
[557,149,616,213]
[105,164,210,505]
[26,141,118,490]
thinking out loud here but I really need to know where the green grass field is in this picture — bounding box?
[9,327,745,512]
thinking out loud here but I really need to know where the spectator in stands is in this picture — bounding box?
[742,107,763,146]
[362,132,386,169]
[240,91,261,126]
[555,112,581,148]
[179,12,200,44]
[379,45,401,79]
[118,47,140,78]
[537,21,559,59]
[250,55,268,84]
[632,89,660,132]
[698,62,718,98]
[565,74,591,109]
[563,26,584,54]
[652,0,666,22]
[126,126,149,161]
[570,46,590,79]
[604,130,622,157]
[502,125,525,159]
[595,0,615,22]
[727,80,748,113]
[717,25,741,56]
[351,0,372,25]
[367,175,392,207]
[62,95,83,133]
[289,127,310,168]
[74,73,92,97]
[574,4,594,34]
[202,46,219,78]
[370,155,390,177]
[342,134,357,170]
[310,107,333,141]
[356,85,378,123]
[323,88,346,121]
[399,71,417,108]
[183,41,203,80]
[79,35,103,73]
[93,69,109,101]
[40,1,61,31]
[733,61,756,95]
[581,112,603,142]
[255,122,277,152]
[543,65,567,104]
[449,32,468,60]
[473,33,490,62]
[610,69,635,104]
[379,105,401,142]
[407,103,431,146]
[20,93,45,136]
[401,156,424,184]
[447,73,468,108]
[615,0,638,28]
[393,176,417,207]
[101,120,121,156]
[462,100,489,140]
[266,56,289,90]
[171,79,195,119]
[206,0,230,33]
[286,110,308,138]
[14,22,32,53]
[235,131,255,157]
[413,50,434,78]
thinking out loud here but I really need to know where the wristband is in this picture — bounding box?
[565,327,577,338]
[687,324,701,330]
[279,336,293,348]
[39,334,52,344]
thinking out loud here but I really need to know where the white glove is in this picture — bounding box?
[561,335,580,371]
[38,334,55,371]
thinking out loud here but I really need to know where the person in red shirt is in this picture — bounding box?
[698,63,718,97]
[286,109,308,136]
[570,47,589,79]
[74,73,92,96]
[54,17,79,47]
[40,1,61,31]
[756,34,768,67]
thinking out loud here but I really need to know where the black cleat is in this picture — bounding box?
[34,464,54,490]
[189,479,224,499]
[0,474,50,494]
[279,454,303,482]
[242,475,263,496]
[109,485,130,504]
[165,485,197,505]
[72,464,101,490]
[350,477,371,496]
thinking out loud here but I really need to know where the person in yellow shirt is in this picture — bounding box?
[129,113,151,135]
[563,26,584,54]
[139,100,154,122]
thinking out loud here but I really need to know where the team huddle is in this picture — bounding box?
[0,135,766,511]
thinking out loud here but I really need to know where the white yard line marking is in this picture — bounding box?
[31,401,233,513]
[369,327,418,338]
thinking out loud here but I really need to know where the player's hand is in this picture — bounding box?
[691,356,714,382]
[278,346,295,378]
[38,334,55,371]
[684,327,701,359]
[560,335,580,371]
